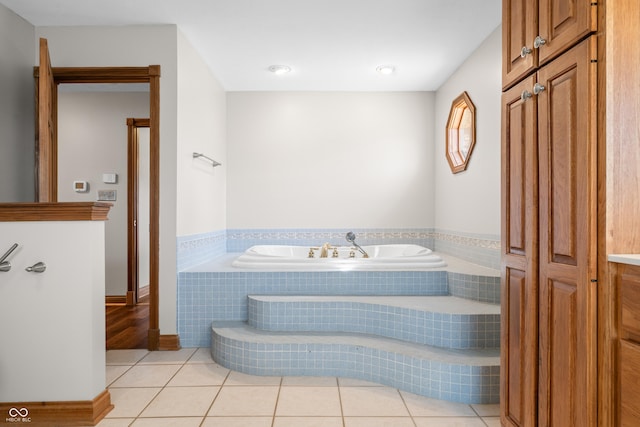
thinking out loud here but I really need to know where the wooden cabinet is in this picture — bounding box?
[501,37,598,427]
[617,264,640,426]
[501,1,599,425]
[502,0,596,89]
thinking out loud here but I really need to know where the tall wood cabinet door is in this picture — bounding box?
[502,0,539,89]
[501,75,539,427]
[537,0,597,66]
[537,37,597,427]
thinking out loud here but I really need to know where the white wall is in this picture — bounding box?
[176,30,227,236]
[57,90,149,296]
[0,220,106,401]
[37,25,179,334]
[227,92,435,229]
[0,4,34,202]
[433,26,502,236]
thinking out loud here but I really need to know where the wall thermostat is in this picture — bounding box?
[73,181,88,193]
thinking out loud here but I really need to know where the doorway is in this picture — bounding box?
[34,38,163,350]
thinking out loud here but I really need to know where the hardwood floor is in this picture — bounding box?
[106,300,149,350]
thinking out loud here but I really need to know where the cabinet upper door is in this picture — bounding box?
[502,0,538,89]
[503,0,597,90]
[537,0,597,66]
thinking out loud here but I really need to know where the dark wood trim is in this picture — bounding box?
[159,334,181,351]
[0,202,112,221]
[127,118,151,307]
[149,69,161,351]
[35,66,156,83]
[106,295,127,304]
[0,389,112,426]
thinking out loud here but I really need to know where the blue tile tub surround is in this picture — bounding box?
[178,270,449,348]
[226,228,436,253]
[247,296,500,350]
[177,230,226,271]
[448,272,501,304]
[211,322,500,404]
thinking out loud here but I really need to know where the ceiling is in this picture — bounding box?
[0,0,501,92]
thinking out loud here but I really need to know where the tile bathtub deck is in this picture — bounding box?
[100,348,500,427]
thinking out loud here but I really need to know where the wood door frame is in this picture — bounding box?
[127,118,150,306]
[34,66,162,350]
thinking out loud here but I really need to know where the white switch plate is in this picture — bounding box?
[102,173,117,184]
[98,190,117,201]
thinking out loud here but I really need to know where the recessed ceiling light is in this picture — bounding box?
[268,65,291,75]
[376,65,395,75]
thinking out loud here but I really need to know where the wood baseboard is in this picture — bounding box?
[105,295,126,304]
[0,389,112,426]
[159,334,181,351]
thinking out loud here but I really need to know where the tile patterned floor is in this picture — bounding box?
[100,348,501,427]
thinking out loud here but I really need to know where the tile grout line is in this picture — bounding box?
[270,376,284,427]
[336,377,346,427]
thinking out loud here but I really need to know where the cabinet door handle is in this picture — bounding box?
[533,83,546,95]
[534,36,547,49]
[521,90,533,102]
[520,46,533,58]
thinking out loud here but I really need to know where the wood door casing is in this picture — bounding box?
[501,75,539,427]
[36,38,57,202]
[502,0,539,90]
[537,37,598,427]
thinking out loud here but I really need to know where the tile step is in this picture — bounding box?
[211,321,499,404]
[247,295,500,350]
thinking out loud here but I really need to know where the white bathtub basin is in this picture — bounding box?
[231,244,447,271]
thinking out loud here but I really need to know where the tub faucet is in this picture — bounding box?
[345,232,369,258]
[320,242,331,258]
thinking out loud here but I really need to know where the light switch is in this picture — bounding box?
[102,173,117,184]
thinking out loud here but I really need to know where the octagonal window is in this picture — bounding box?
[446,91,476,174]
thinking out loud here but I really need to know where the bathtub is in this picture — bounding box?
[231,244,447,270]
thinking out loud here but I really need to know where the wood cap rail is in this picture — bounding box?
[0,202,112,221]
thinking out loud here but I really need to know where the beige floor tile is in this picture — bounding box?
[413,417,487,427]
[131,417,203,427]
[471,403,500,417]
[202,417,273,427]
[483,417,502,427]
[344,417,415,427]
[276,386,342,416]
[400,391,476,417]
[138,348,198,364]
[140,386,220,417]
[106,349,149,365]
[338,377,383,387]
[168,363,230,386]
[105,387,161,418]
[273,417,343,427]
[340,386,410,417]
[224,370,281,386]
[281,376,337,386]
[96,418,135,427]
[207,386,280,416]
[106,365,132,386]
[186,347,215,363]
[109,364,182,388]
